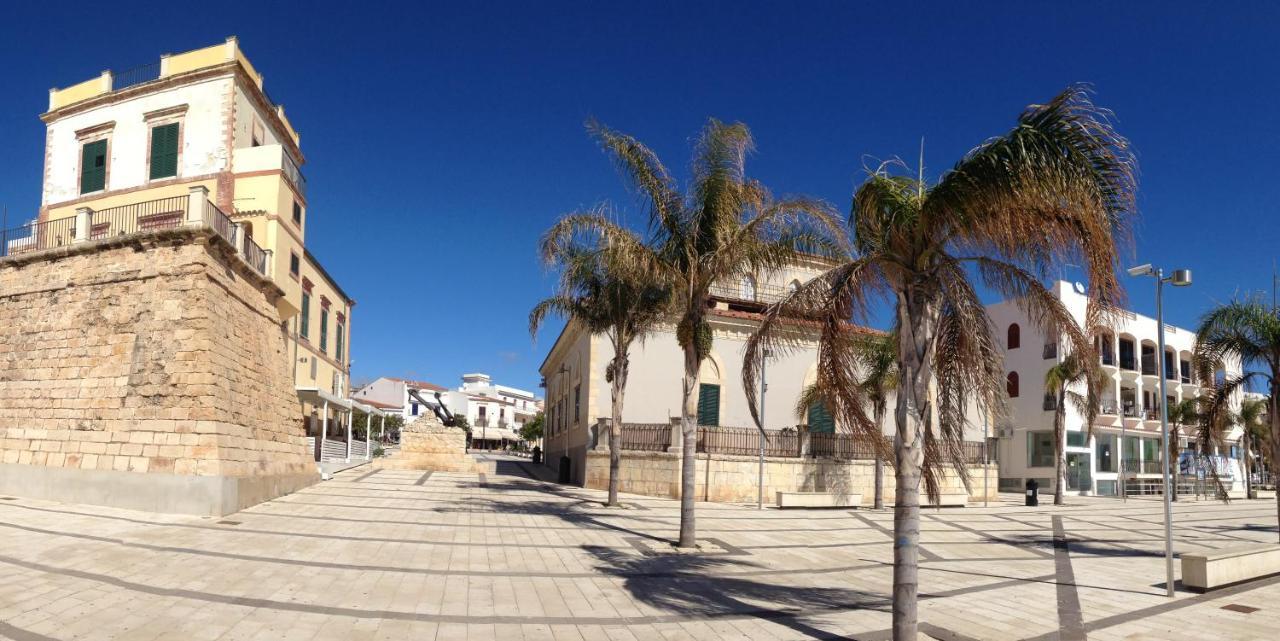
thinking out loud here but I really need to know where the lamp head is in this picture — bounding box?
[1127,264,1154,277]
[1170,269,1192,287]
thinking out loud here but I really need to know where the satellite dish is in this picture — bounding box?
[1073,281,1086,294]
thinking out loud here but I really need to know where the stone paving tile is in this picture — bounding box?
[1,460,1278,640]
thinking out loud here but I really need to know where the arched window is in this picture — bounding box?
[741,274,757,301]
[1007,323,1021,349]
[1007,372,1020,398]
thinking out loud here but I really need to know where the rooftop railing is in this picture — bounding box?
[1,191,270,279]
[112,61,162,90]
[709,281,792,305]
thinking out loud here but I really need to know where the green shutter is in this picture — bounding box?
[807,403,834,433]
[300,294,310,338]
[319,311,328,353]
[80,140,107,194]
[149,123,179,179]
[336,323,345,362]
[696,383,720,426]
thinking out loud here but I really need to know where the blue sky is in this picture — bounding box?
[2,2,1277,393]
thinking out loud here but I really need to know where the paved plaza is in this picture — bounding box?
[1,457,1278,641]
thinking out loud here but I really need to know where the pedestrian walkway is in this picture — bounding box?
[0,459,1277,640]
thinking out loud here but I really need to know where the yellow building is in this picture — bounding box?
[36,37,357,455]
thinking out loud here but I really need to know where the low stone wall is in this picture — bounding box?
[584,450,997,505]
[0,228,316,515]
[374,417,492,473]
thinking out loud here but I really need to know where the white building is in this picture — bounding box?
[537,257,990,485]
[455,373,540,448]
[986,280,1246,497]
[352,377,449,421]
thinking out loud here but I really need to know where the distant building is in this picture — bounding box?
[986,280,1247,497]
[353,373,542,448]
[352,377,449,421]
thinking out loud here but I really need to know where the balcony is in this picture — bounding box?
[1122,458,1164,474]
[0,191,270,278]
[709,280,790,305]
[233,144,306,197]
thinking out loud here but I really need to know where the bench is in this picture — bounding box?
[1181,544,1280,591]
[924,492,968,508]
[776,491,863,508]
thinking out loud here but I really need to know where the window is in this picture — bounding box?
[335,320,345,363]
[1027,431,1054,467]
[251,119,264,147]
[1007,323,1021,349]
[1006,372,1019,398]
[1042,393,1057,410]
[293,201,303,225]
[319,310,328,353]
[807,402,834,433]
[289,253,300,277]
[80,139,107,194]
[574,385,581,422]
[697,383,720,426]
[1067,431,1086,448]
[1096,434,1115,472]
[412,403,419,416]
[149,123,179,179]
[300,293,311,339]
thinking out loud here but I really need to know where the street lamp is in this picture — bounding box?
[756,349,772,510]
[1128,263,1192,598]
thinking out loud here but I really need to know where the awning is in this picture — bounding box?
[349,399,391,417]
[296,387,352,411]
[472,427,521,441]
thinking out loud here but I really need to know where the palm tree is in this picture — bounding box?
[1194,296,1280,539]
[745,86,1135,640]
[530,230,669,507]
[1234,395,1268,500]
[1164,397,1199,502]
[1043,352,1101,505]
[856,332,898,509]
[544,119,844,544]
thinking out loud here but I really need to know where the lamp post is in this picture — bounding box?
[1128,263,1192,598]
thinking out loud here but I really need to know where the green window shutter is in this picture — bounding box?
[149,123,179,179]
[807,403,834,433]
[319,311,328,352]
[300,294,310,338]
[696,383,720,426]
[80,140,107,194]
[336,323,345,362]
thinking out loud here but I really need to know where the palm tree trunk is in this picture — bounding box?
[1054,390,1066,506]
[874,406,885,510]
[892,291,934,641]
[607,351,627,507]
[677,342,699,548]
[1243,432,1254,500]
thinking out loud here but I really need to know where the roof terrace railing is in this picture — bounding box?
[112,61,162,91]
[1,190,270,279]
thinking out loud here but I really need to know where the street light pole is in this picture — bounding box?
[1129,263,1192,598]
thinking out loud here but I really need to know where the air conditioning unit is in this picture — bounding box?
[997,427,1015,439]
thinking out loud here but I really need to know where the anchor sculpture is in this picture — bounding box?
[406,388,459,427]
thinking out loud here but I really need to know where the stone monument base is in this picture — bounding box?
[373,417,492,473]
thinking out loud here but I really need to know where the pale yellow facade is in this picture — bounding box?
[38,37,353,441]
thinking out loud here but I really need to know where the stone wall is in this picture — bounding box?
[0,228,316,515]
[584,450,997,505]
[374,415,492,473]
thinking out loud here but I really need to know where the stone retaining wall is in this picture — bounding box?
[374,416,492,473]
[0,228,316,514]
[584,449,997,505]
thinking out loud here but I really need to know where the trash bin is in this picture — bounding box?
[531,447,542,465]
[1025,479,1039,507]
[558,456,572,484]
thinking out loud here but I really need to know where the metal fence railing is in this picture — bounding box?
[697,426,801,457]
[112,62,162,90]
[809,432,878,459]
[0,216,77,258]
[91,197,187,238]
[618,423,671,451]
[1,197,268,278]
